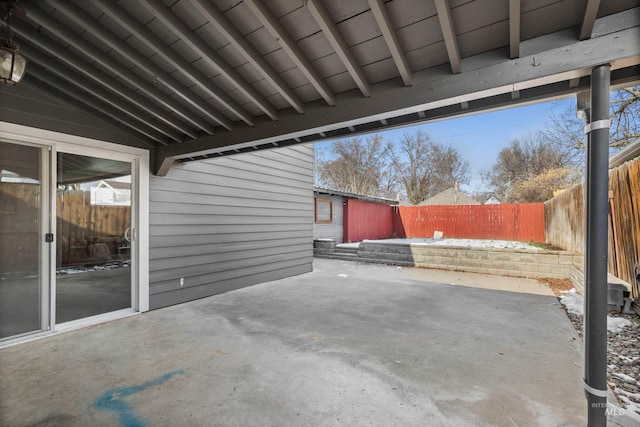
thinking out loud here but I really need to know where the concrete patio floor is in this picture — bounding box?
[0,258,586,426]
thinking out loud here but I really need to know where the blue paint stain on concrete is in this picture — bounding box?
[93,370,185,427]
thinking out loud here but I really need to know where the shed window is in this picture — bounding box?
[315,198,333,223]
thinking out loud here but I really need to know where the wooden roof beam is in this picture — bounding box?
[22,2,210,138]
[579,0,601,40]
[509,0,520,59]
[93,0,255,127]
[8,16,196,140]
[23,76,156,149]
[48,0,231,132]
[192,0,304,114]
[304,0,371,97]
[244,0,336,106]
[367,0,412,86]
[29,3,215,138]
[434,0,461,74]
[142,0,278,120]
[27,66,166,146]
[20,43,173,145]
[153,22,640,171]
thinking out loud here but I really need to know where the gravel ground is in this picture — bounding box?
[559,293,640,414]
[538,278,640,414]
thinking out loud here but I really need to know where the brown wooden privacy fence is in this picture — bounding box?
[545,156,640,297]
[0,184,130,272]
[609,160,640,295]
[57,190,130,266]
[0,183,40,272]
[393,203,545,242]
[544,184,584,253]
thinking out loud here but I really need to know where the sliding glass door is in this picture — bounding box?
[55,152,133,323]
[0,133,143,344]
[0,141,49,339]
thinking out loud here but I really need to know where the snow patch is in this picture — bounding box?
[560,289,632,333]
[560,289,583,315]
[362,238,541,250]
[608,317,632,334]
[336,242,360,249]
[614,372,638,384]
[56,262,129,275]
[337,274,348,278]
[619,355,640,363]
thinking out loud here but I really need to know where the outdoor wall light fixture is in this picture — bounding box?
[0,0,27,85]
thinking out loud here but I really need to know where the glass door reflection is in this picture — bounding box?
[56,152,132,323]
[0,142,44,339]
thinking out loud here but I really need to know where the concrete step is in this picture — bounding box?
[333,251,358,257]
[313,253,415,267]
[334,246,359,255]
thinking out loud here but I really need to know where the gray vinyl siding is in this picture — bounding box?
[148,145,314,309]
[313,195,344,243]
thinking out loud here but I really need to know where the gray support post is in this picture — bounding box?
[584,64,610,426]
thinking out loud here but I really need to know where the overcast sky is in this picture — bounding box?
[315,95,578,193]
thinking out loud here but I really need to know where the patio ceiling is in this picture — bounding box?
[1,0,639,174]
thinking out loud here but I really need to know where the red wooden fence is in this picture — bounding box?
[344,199,394,242]
[393,204,545,242]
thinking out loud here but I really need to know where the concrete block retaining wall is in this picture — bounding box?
[357,241,583,279]
[313,239,336,255]
[570,263,585,294]
[569,259,632,297]
[315,240,632,294]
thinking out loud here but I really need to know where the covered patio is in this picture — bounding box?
[1,258,586,426]
[1,1,639,423]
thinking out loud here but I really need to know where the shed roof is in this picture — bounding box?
[101,180,132,190]
[418,187,480,206]
[314,186,399,205]
[609,138,640,168]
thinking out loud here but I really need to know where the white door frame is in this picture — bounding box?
[0,122,149,343]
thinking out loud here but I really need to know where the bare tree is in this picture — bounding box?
[541,86,640,158]
[389,132,470,205]
[610,87,640,146]
[316,135,396,197]
[388,132,430,204]
[481,134,580,203]
[428,142,471,195]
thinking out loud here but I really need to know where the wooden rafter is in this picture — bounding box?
[367,0,412,86]
[434,0,461,74]
[579,0,602,40]
[192,0,305,114]
[244,0,336,106]
[141,0,278,120]
[20,3,205,138]
[509,0,520,59]
[49,0,232,132]
[305,0,371,97]
[92,0,255,127]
